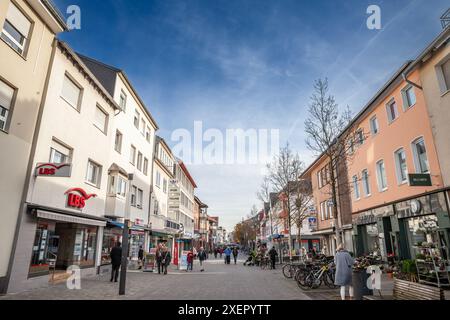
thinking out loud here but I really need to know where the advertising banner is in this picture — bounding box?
[179,250,189,271]
[143,248,156,272]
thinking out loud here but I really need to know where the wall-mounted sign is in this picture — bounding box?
[35,163,71,177]
[408,174,432,187]
[65,188,97,209]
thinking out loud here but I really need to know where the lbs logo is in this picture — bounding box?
[65,188,97,209]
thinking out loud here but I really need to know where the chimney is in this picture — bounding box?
[441,8,450,29]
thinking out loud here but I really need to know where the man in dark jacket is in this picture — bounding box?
[138,245,144,270]
[110,242,122,282]
[268,246,278,270]
[198,247,207,272]
[161,247,171,275]
[232,247,239,264]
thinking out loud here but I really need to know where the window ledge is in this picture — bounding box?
[0,37,27,61]
[60,96,81,113]
[84,181,101,189]
[0,127,9,135]
[441,89,450,98]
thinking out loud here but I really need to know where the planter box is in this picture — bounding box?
[393,278,445,300]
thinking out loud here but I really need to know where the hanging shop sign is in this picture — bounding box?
[35,163,71,177]
[408,173,432,187]
[65,188,97,209]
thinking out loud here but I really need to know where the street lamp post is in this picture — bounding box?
[119,173,134,295]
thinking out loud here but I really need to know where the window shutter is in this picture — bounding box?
[0,80,14,110]
[6,3,31,37]
[61,76,80,108]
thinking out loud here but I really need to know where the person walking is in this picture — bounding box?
[187,250,194,272]
[268,246,278,270]
[224,246,232,265]
[232,247,239,264]
[198,247,207,272]
[334,243,354,300]
[138,245,144,270]
[156,243,163,274]
[219,247,223,259]
[161,246,172,275]
[110,242,122,282]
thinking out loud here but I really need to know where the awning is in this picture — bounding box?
[107,220,124,228]
[36,210,106,227]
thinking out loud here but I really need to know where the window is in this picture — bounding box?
[93,105,108,133]
[402,85,416,110]
[146,126,151,143]
[0,79,15,131]
[153,199,159,215]
[163,178,167,193]
[386,99,398,123]
[155,171,161,187]
[86,160,102,187]
[137,189,143,209]
[369,116,379,135]
[119,90,127,111]
[320,201,325,220]
[353,175,360,200]
[143,158,148,175]
[134,110,140,129]
[130,145,136,165]
[61,74,82,110]
[356,129,364,146]
[442,59,450,91]
[1,3,31,55]
[108,175,127,197]
[394,148,408,184]
[49,139,71,163]
[137,152,143,171]
[114,130,122,153]
[376,160,388,191]
[140,119,145,136]
[412,137,429,173]
[362,169,370,196]
[131,185,137,206]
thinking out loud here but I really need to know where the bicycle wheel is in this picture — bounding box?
[295,268,311,290]
[282,264,293,278]
[324,271,338,289]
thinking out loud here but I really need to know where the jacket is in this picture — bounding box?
[334,250,354,286]
[269,248,278,259]
[110,246,122,266]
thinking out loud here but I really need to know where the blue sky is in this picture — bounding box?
[54,0,449,232]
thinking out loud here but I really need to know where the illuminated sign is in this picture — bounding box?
[65,188,97,209]
[35,163,71,177]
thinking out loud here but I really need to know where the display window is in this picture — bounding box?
[101,227,122,265]
[405,214,440,258]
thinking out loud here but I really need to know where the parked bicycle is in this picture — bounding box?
[296,261,337,290]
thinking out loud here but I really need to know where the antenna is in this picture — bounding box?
[441,8,450,29]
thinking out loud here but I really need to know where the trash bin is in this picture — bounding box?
[352,269,373,300]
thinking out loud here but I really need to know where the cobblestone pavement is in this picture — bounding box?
[0,257,311,300]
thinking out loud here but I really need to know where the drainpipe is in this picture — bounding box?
[402,73,423,91]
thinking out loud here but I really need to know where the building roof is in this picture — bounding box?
[194,196,208,208]
[76,53,159,130]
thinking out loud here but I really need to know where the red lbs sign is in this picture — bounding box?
[35,163,71,177]
[65,188,97,209]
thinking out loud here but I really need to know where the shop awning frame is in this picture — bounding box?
[35,210,106,227]
[28,203,108,226]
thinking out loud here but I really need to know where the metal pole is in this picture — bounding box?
[119,219,129,295]
[119,174,133,295]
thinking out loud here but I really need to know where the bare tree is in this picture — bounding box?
[288,180,314,250]
[257,176,274,239]
[304,78,358,246]
[266,143,305,262]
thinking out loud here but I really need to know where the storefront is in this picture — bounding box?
[26,205,106,279]
[352,190,450,261]
[100,221,123,268]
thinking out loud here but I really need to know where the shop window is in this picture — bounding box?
[363,223,380,256]
[1,3,32,56]
[101,227,122,265]
[394,148,408,184]
[0,79,15,132]
[29,221,55,277]
[405,214,439,259]
[412,137,430,174]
